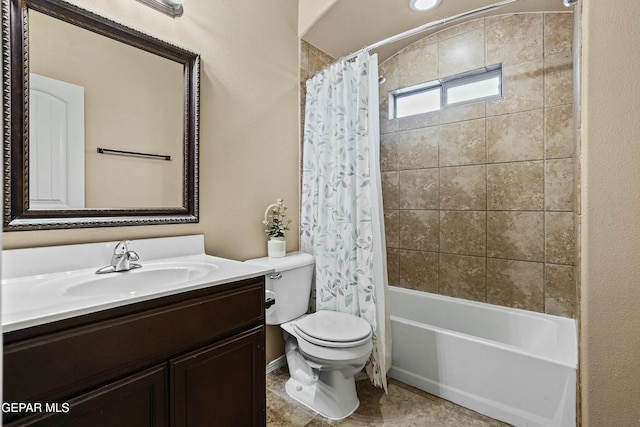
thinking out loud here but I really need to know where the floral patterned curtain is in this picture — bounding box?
[300,52,391,391]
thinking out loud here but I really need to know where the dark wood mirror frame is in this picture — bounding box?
[2,0,200,231]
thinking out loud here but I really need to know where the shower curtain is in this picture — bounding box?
[300,52,391,391]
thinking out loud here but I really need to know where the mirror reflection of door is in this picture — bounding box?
[29,73,85,210]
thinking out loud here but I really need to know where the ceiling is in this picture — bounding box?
[302,0,570,63]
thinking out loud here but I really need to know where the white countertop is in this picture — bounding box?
[2,235,273,332]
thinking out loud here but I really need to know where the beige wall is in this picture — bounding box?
[380,13,576,317]
[580,0,640,425]
[4,0,301,265]
[297,0,337,38]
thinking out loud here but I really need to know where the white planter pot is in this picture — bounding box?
[267,238,286,258]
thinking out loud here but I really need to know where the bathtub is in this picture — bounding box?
[388,287,577,427]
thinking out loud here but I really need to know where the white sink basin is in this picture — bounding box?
[63,263,219,297]
[2,235,275,333]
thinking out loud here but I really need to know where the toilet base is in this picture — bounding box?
[284,370,360,421]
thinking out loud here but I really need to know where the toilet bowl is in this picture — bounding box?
[281,310,373,419]
[244,252,374,420]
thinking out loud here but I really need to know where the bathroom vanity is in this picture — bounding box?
[2,235,272,426]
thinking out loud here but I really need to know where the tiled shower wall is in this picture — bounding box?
[379,13,576,317]
[300,40,335,139]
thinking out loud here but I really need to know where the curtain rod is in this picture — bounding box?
[341,0,524,62]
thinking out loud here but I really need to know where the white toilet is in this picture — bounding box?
[245,252,373,420]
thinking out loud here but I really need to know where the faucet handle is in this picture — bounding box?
[128,251,140,262]
[114,240,132,254]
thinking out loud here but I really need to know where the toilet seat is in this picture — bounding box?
[293,310,372,348]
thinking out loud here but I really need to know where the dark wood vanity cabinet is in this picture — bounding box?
[3,277,266,427]
[171,328,265,426]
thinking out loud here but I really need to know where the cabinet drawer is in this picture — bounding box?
[4,282,263,406]
[6,364,167,427]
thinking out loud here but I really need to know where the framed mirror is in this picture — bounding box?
[2,0,200,230]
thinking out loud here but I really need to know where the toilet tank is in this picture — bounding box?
[245,252,314,325]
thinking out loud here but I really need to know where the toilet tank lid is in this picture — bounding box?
[244,251,314,272]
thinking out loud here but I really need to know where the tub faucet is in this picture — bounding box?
[96,240,142,274]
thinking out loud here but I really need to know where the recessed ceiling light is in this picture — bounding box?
[409,0,442,12]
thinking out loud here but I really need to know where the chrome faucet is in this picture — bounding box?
[96,240,142,274]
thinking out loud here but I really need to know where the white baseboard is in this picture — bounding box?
[266,355,287,374]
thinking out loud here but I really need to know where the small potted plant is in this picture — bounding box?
[263,198,291,257]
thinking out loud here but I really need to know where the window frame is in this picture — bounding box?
[388,64,502,120]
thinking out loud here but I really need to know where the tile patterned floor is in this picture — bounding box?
[266,367,511,426]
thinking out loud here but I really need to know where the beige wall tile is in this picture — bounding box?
[380,133,399,172]
[487,161,544,210]
[487,60,544,116]
[487,14,543,65]
[376,13,575,317]
[300,40,311,81]
[398,127,439,169]
[399,250,438,292]
[387,248,400,286]
[546,158,574,211]
[439,254,486,301]
[440,210,486,256]
[400,210,439,251]
[379,98,398,135]
[384,210,400,249]
[544,13,573,56]
[436,19,484,42]
[301,42,335,156]
[546,212,575,265]
[399,169,439,209]
[439,119,486,166]
[484,14,510,27]
[486,14,543,66]
[379,55,398,102]
[378,55,398,135]
[487,258,544,311]
[439,28,486,77]
[440,165,487,210]
[487,211,544,261]
[545,104,574,158]
[545,264,576,317]
[381,171,400,210]
[398,110,439,131]
[487,109,544,163]
[397,40,438,88]
[544,50,573,107]
[308,45,334,76]
[439,101,486,125]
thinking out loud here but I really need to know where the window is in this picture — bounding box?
[443,69,502,107]
[395,85,441,118]
[388,64,502,119]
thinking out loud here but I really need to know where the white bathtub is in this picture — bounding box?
[388,287,577,427]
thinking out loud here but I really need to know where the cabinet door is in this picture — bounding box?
[171,326,265,427]
[6,364,167,427]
